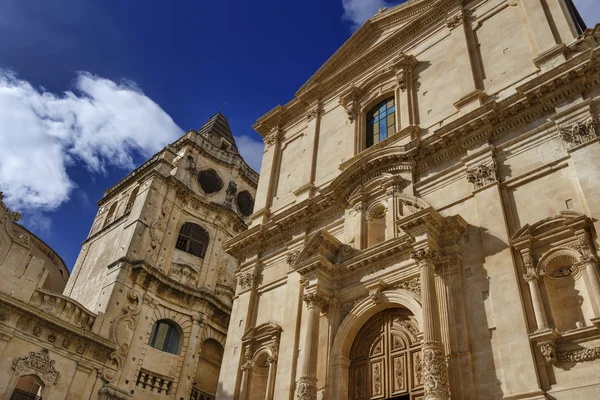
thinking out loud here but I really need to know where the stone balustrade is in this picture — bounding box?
[29,288,96,330]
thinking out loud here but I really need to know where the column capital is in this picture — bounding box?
[302,292,329,310]
[410,247,442,266]
[466,161,497,190]
[264,126,283,147]
[523,269,540,283]
[297,376,318,400]
[446,11,465,30]
[391,52,418,91]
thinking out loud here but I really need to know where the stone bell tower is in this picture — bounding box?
[64,113,258,399]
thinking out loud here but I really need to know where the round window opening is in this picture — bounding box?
[236,191,254,217]
[198,169,224,194]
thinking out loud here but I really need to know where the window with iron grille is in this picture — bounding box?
[366,97,396,148]
[175,222,209,258]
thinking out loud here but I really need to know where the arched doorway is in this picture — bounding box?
[349,308,423,400]
[10,374,44,400]
[192,339,224,399]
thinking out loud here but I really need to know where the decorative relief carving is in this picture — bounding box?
[12,349,60,386]
[410,248,441,265]
[548,266,575,278]
[372,362,382,395]
[340,297,366,322]
[446,12,464,29]
[147,198,173,266]
[224,181,237,209]
[422,342,450,399]
[0,192,22,222]
[466,162,497,189]
[368,287,382,303]
[339,85,361,122]
[105,289,142,382]
[558,346,600,363]
[238,269,257,291]
[287,251,300,266]
[415,352,424,386]
[169,263,199,286]
[302,292,328,309]
[391,52,418,91]
[297,376,317,400]
[559,118,597,148]
[395,357,404,391]
[306,103,322,121]
[540,341,600,365]
[540,342,557,365]
[394,277,421,296]
[264,127,282,146]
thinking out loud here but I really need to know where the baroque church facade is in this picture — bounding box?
[217,1,600,400]
[0,114,257,400]
[0,1,600,400]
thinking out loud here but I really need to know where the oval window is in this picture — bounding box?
[236,190,254,217]
[198,169,224,194]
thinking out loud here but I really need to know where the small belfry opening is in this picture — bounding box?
[11,374,44,400]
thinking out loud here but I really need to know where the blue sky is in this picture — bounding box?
[0,0,598,271]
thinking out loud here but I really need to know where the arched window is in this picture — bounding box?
[198,169,224,194]
[149,320,180,354]
[125,187,139,213]
[366,97,396,148]
[11,374,44,400]
[104,202,118,227]
[175,223,209,258]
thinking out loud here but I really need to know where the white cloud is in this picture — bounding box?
[342,0,405,29]
[235,135,264,172]
[573,0,600,28]
[0,70,182,212]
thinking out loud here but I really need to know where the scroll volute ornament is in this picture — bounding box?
[339,84,361,123]
[392,52,418,91]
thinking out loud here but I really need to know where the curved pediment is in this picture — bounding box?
[510,211,587,244]
[242,322,282,342]
[292,229,344,270]
[323,145,416,205]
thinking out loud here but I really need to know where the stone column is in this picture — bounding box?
[447,11,483,112]
[238,344,253,400]
[523,272,549,331]
[252,127,282,225]
[295,102,322,202]
[584,261,600,316]
[517,0,558,55]
[265,342,278,400]
[297,291,328,400]
[411,248,450,400]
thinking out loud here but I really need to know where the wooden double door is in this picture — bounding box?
[349,308,424,400]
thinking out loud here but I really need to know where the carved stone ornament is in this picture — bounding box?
[12,349,61,386]
[306,103,322,121]
[540,342,557,365]
[340,297,366,323]
[368,287,383,303]
[548,265,576,278]
[422,342,450,399]
[297,376,318,400]
[410,248,441,265]
[302,292,328,309]
[169,262,199,286]
[466,162,497,189]
[558,346,600,363]
[147,198,173,266]
[339,85,361,122]
[446,12,464,29]
[559,118,597,149]
[224,181,237,209]
[394,277,421,296]
[238,269,257,291]
[287,251,300,266]
[264,127,282,146]
[391,53,418,91]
